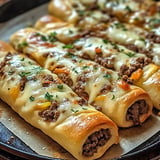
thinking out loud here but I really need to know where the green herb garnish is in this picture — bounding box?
[19,72,31,77]
[29,96,35,101]
[18,41,28,48]
[111,95,115,100]
[103,74,112,79]
[124,52,135,57]
[44,92,53,101]
[71,109,79,113]
[63,44,74,49]
[57,84,63,90]
[103,39,109,44]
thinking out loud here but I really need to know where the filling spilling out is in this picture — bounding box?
[126,100,149,125]
[82,128,111,157]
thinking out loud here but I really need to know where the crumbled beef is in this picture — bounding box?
[91,102,102,111]
[57,73,73,87]
[42,74,54,87]
[20,76,28,91]
[43,52,49,58]
[95,54,115,70]
[0,62,5,77]
[119,57,152,83]
[39,100,60,122]
[125,44,153,59]
[126,100,149,125]
[81,52,92,60]
[87,1,99,10]
[78,98,88,106]
[74,73,89,101]
[146,32,160,43]
[100,84,112,94]
[0,53,14,79]
[82,129,111,157]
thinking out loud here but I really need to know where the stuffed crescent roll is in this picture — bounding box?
[48,0,110,30]
[48,0,160,35]
[10,28,153,127]
[103,21,160,65]
[48,0,160,65]
[94,0,160,34]
[0,40,119,160]
[34,15,160,110]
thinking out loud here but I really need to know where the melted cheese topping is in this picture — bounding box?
[105,21,160,65]
[11,29,116,104]
[11,28,151,118]
[0,53,94,126]
[74,37,146,70]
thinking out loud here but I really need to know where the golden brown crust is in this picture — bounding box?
[10,28,153,127]
[0,40,119,160]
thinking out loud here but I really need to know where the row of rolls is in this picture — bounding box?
[0,0,160,160]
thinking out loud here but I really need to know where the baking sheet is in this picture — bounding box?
[0,3,160,160]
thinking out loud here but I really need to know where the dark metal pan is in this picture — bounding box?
[0,122,160,160]
[0,0,160,159]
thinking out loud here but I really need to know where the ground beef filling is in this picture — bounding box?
[0,53,13,78]
[74,72,89,101]
[125,44,153,59]
[95,54,115,70]
[146,32,160,43]
[126,100,149,125]
[39,100,60,122]
[82,129,111,157]
[57,73,73,87]
[119,57,152,83]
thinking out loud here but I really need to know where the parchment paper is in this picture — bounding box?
[0,3,160,160]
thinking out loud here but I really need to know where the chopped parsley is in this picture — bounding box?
[40,35,48,41]
[63,44,74,49]
[112,22,128,31]
[8,71,14,75]
[29,96,35,101]
[45,92,53,101]
[36,32,56,43]
[72,68,78,74]
[57,84,64,90]
[71,109,79,113]
[149,18,160,26]
[21,58,25,61]
[48,32,57,43]
[19,72,31,77]
[87,44,93,47]
[103,39,109,44]
[32,66,43,74]
[69,30,73,34]
[78,10,85,16]
[28,61,34,65]
[125,6,132,12]
[82,66,89,69]
[111,95,115,100]
[18,41,28,49]
[124,52,135,57]
[103,74,112,79]
[139,37,146,45]
[67,52,76,59]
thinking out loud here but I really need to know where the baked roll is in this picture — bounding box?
[48,0,160,65]
[48,0,160,35]
[34,15,160,110]
[0,40,119,160]
[10,28,153,127]
[94,0,160,34]
[48,0,110,29]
